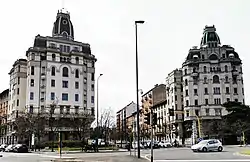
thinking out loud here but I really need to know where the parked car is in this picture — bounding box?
[5,144,15,152]
[159,141,172,148]
[0,144,7,152]
[191,139,223,152]
[13,144,28,153]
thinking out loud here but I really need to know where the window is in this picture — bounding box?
[226,87,230,94]
[222,54,225,58]
[31,66,34,75]
[62,93,68,101]
[203,66,207,72]
[75,69,79,78]
[184,69,187,75]
[242,88,244,95]
[202,55,205,59]
[225,76,229,82]
[205,99,209,105]
[185,79,188,86]
[17,88,19,95]
[52,54,56,61]
[203,77,207,84]
[30,79,34,87]
[30,106,33,114]
[51,67,56,76]
[18,65,21,72]
[18,77,20,84]
[213,87,220,94]
[31,53,35,60]
[194,89,198,95]
[17,99,19,106]
[75,57,79,64]
[194,110,199,116]
[185,90,188,96]
[195,99,198,106]
[75,82,79,89]
[234,88,238,94]
[91,107,95,116]
[204,88,208,94]
[233,76,237,84]
[214,98,221,105]
[213,75,220,83]
[91,73,94,81]
[193,77,198,85]
[51,79,55,87]
[235,99,238,102]
[227,98,230,102]
[91,96,94,103]
[186,110,189,117]
[62,67,69,77]
[186,100,189,106]
[62,81,68,88]
[215,108,221,116]
[91,84,94,91]
[75,94,79,102]
[51,92,55,100]
[30,92,34,100]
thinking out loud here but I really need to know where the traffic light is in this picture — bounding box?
[152,113,157,125]
[144,113,150,125]
[169,109,174,116]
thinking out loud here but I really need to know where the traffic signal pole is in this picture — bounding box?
[150,108,153,162]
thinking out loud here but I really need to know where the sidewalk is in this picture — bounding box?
[52,155,148,162]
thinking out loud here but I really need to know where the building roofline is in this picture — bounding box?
[116,101,135,114]
[142,84,165,97]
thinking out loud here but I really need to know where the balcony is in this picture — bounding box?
[191,72,198,77]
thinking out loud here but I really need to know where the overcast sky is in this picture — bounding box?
[0,0,249,114]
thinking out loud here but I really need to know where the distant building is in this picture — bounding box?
[0,89,9,144]
[182,25,244,144]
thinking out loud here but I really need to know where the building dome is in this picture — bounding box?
[200,25,220,48]
[52,9,74,40]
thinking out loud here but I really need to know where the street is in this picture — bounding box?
[144,146,250,162]
[0,146,249,161]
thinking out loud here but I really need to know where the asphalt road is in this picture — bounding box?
[144,146,250,162]
[0,146,249,162]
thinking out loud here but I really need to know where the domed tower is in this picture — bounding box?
[52,9,74,40]
[200,25,220,48]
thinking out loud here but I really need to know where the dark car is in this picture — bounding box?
[13,144,28,153]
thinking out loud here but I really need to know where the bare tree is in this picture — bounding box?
[99,108,115,144]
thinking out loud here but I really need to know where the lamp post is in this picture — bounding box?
[135,20,144,158]
[96,74,103,151]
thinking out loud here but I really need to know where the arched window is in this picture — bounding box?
[185,79,188,86]
[213,75,220,83]
[75,57,79,64]
[31,53,35,60]
[62,67,69,77]
[75,69,79,78]
[52,54,56,61]
[204,77,207,83]
[203,66,207,72]
[225,76,229,82]
[51,67,56,76]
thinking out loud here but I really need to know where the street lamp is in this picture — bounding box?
[96,74,103,128]
[96,73,103,151]
[135,20,144,158]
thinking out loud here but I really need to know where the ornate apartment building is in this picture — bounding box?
[182,25,244,144]
[1,9,97,144]
[0,89,9,144]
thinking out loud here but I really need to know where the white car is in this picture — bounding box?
[159,141,172,148]
[191,139,223,152]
